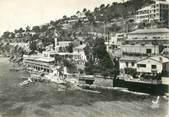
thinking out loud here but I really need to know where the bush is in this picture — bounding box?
[124,68,137,77]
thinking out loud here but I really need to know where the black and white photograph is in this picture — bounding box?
[0,0,169,117]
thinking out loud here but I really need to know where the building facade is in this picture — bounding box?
[121,44,160,55]
[119,28,169,73]
[54,38,72,52]
[127,28,169,41]
[73,44,87,62]
[119,56,146,70]
[136,56,169,74]
[135,0,169,23]
[23,53,55,73]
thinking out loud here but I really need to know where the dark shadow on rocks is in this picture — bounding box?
[2,106,24,117]
[38,102,53,109]
[34,109,50,117]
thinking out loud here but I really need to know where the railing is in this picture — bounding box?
[127,38,169,41]
[125,78,162,84]
[122,52,148,56]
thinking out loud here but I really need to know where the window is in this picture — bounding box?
[146,49,152,54]
[126,62,129,67]
[131,62,135,67]
[50,55,54,57]
[163,64,166,69]
[137,64,146,68]
[44,54,48,57]
[151,65,157,69]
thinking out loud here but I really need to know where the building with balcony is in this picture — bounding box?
[119,56,146,70]
[127,28,169,42]
[105,33,126,54]
[9,42,30,53]
[73,44,87,70]
[73,44,87,62]
[121,44,160,55]
[135,0,169,23]
[23,53,55,73]
[54,38,73,52]
[119,28,169,72]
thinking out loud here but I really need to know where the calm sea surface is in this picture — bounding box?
[0,57,168,117]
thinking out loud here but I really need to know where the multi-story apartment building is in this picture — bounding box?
[135,0,169,24]
[105,33,126,53]
[54,38,73,52]
[127,28,169,41]
[119,28,169,74]
[121,44,160,55]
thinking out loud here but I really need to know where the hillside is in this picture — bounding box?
[0,0,155,50]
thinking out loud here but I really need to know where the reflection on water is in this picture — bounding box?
[0,57,168,117]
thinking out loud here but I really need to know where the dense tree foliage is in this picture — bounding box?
[0,0,155,46]
[0,0,163,77]
[93,0,154,22]
[84,37,119,77]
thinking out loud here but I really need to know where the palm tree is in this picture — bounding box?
[100,4,105,10]
[85,10,95,25]
[2,31,11,38]
[32,26,40,33]
[10,32,15,39]
[106,4,110,8]
[94,7,99,13]
[18,28,25,33]
[76,11,80,16]
[40,25,48,32]
[26,26,31,32]
[49,20,55,25]
[17,28,25,38]
[14,29,19,34]
[63,15,68,20]
[83,8,87,13]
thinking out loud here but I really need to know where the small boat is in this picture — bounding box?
[21,77,28,80]
[19,78,33,86]
[9,68,20,72]
[152,96,160,104]
[151,96,160,109]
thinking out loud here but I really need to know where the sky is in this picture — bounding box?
[0,0,121,35]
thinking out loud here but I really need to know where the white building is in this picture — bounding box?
[120,55,169,74]
[107,33,127,45]
[105,33,127,52]
[10,42,30,53]
[119,56,146,70]
[135,0,169,23]
[127,28,169,41]
[121,44,160,55]
[73,44,87,62]
[76,12,88,22]
[73,44,87,70]
[137,56,169,74]
[54,38,72,52]
[122,28,169,56]
[23,53,55,73]
[62,23,72,30]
